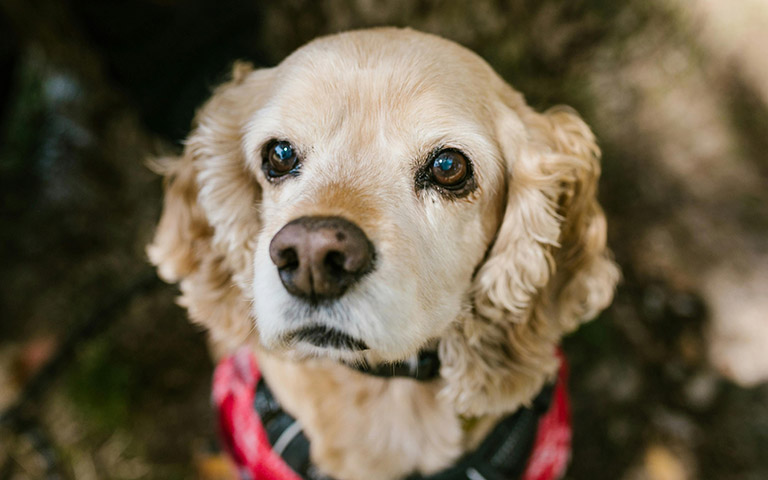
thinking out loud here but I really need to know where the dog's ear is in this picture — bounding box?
[526,107,621,331]
[440,96,619,415]
[147,153,211,283]
[475,103,619,329]
[147,62,273,355]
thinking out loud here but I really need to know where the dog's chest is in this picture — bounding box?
[258,353,465,480]
[216,348,571,480]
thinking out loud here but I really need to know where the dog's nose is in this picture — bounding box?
[269,216,374,300]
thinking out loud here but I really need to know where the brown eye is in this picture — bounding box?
[266,140,299,177]
[431,150,468,187]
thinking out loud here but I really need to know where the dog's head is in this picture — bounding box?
[148,28,619,415]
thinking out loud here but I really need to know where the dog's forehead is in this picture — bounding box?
[281,28,498,91]
[262,29,502,148]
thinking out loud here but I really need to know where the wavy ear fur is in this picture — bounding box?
[147,62,272,355]
[440,94,620,416]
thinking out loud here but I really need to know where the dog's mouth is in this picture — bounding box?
[286,325,369,351]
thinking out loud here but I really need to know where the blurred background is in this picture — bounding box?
[1,0,767,479]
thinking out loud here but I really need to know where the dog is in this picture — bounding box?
[148,27,619,480]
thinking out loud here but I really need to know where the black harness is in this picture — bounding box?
[254,352,554,480]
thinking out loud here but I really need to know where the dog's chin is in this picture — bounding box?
[286,342,371,364]
[263,326,430,366]
[265,324,370,363]
[291,325,368,350]
[253,269,447,364]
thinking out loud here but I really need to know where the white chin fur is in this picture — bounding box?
[284,343,370,364]
[251,248,437,363]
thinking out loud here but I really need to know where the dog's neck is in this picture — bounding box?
[256,348,494,480]
[251,346,565,480]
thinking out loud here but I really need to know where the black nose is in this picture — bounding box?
[269,216,375,300]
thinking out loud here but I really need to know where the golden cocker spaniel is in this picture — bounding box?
[149,27,619,480]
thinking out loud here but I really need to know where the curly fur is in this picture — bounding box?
[148,28,619,479]
[441,101,620,415]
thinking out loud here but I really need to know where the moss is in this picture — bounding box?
[65,338,139,431]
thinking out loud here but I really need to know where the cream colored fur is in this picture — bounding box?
[148,28,619,480]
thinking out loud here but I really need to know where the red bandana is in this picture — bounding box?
[213,349,571,480]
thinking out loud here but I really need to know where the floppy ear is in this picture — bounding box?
[147,153,211,283]
[440,97,620,416]
[480,104,619,330]
[147,62,273,355]
[530,107,620,331]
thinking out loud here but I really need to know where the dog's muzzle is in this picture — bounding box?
[269,216,375,301]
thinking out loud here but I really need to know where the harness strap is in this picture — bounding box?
[212,351,302,480]
[404,385,553,480]
[213,349,571,480]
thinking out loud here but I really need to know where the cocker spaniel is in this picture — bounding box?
[148,28,619,480]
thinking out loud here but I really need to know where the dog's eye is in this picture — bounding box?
[265,140,299,178]
[431,150,468,187]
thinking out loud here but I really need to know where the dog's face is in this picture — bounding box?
[149,28,619,414]
[246,34,509,362]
